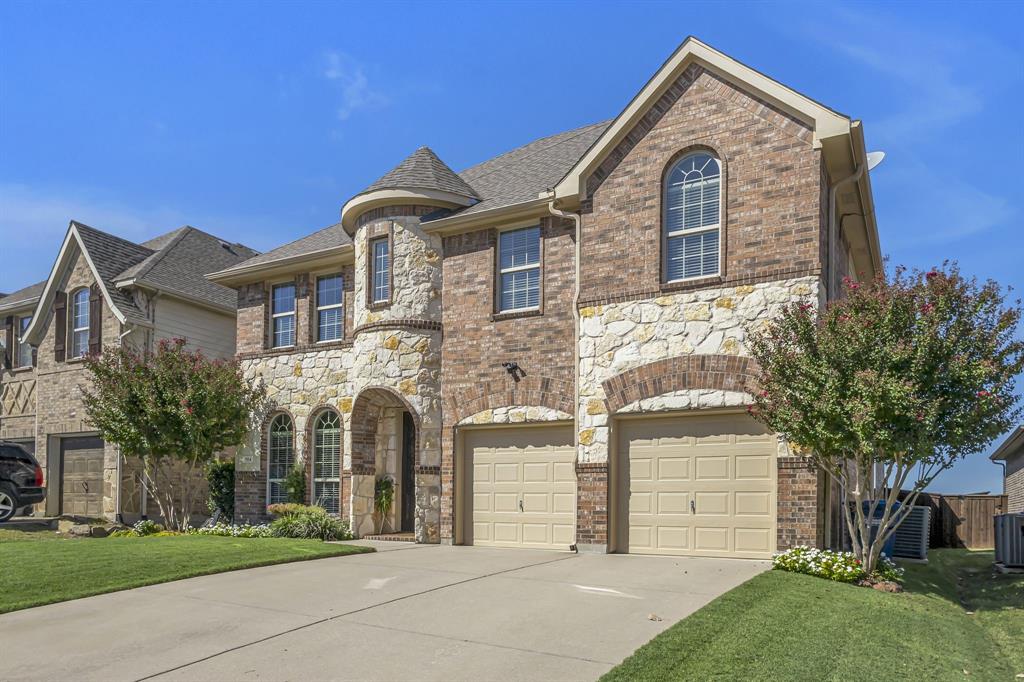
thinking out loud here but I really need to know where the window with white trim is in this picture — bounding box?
[267,414,295,505]
[70,288,90,358]
[497,226,541,312]
[271,283,296,348]
[17,315,33,368]
[316,274,344,342]
[370,238,390,303]
[312,411,341,514]
[664,152,721,281]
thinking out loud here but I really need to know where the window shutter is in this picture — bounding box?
[88,283,102,355]
[2,316,12,370]
[53,291,67,362]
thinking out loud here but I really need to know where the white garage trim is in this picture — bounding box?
[457,423,576,550]
[612,409,777,559]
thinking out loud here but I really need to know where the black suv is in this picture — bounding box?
[0,442,45,522]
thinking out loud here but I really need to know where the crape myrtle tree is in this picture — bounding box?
[748,263,1022,575]
[82,338,266,530]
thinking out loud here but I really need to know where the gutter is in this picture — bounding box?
[546,199,582,453]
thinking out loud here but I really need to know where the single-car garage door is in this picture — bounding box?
[618,412,776,559]
[61,436,105,517]
[464,425,575,550]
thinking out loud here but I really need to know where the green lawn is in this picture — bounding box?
[603,549,1023,681]
[0,533,372,613]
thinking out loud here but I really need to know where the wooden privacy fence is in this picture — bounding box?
[898,492,1008,549]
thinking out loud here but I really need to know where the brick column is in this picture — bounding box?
[575,462,609,552]
[777,456,822,550]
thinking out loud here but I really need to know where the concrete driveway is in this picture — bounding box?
[0,541,766,681]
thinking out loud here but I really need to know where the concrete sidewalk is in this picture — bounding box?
[0,541,766,681]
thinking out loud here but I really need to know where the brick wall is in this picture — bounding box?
[236,265,355,357]
[580,63,823,306]
[438,216,577,541]
[777,456,824,549]
[575,462,608,548]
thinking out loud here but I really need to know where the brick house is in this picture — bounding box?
[1,222,257,520]
[209,37,881,557]
[991,426,1024,513]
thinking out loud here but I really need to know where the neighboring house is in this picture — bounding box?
[211,36,881,558]
[1,222,257,520]
[991,426,1024,513]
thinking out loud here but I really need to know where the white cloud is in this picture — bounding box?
[323,50,389,121]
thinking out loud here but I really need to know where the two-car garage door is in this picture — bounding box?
[617,413,776,559]
[464,425,575,550]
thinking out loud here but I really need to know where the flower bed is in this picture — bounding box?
[773,546,903,584]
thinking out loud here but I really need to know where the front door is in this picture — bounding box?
[401,411,416,532]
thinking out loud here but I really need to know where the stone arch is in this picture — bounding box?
[444,374,574,425]
[601,354,760,413]
[349,386,421,474]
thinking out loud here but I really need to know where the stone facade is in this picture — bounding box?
[233,208,444,543]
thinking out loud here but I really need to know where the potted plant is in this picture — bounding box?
[374,475,395,534]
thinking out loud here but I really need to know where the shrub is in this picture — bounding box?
[773,546,903,584]
[206,459,235,520]
[189,522,274,538]
[268,505,352,541]
[266,502,308,518]
[134,519,163,536]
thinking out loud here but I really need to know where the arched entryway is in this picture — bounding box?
[349,387,419,538]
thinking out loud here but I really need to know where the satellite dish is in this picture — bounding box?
[866,151,886,171]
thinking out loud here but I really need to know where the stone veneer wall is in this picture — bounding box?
[235,206,444,542]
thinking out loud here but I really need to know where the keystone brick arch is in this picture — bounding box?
[601,354,761,413]
[444,374,574,425]
[349,387,421,475]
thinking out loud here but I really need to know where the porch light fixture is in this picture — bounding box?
[502,361,525,382]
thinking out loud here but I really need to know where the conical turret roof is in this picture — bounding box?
[360,146,480,199]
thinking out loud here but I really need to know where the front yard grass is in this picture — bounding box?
[603,549,1022,681]
[0,532,372,613]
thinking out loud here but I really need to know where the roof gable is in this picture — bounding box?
[552,37,852,203]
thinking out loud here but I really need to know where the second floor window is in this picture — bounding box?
[17,316,33,368]
[271,283,296,348]
[371,237,390,303]
[498,226,540,312]
[664,152,721,281]
[70,289,90,359]
[317,274,344,342]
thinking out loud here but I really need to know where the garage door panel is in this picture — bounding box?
[465,426,575,551]
[735,491,771,515]
[61,437,105,518]
[735,454,771,479]
[657,492,689,514]
[694,456,729,480]
[621,414,776,559]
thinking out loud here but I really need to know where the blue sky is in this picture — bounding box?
[1,1,1021,493]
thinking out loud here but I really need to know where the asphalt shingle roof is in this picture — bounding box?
[73,222,157,325]
[362,147,480,199]
[115,227,259,310]
[216,120,610,274]
[213,223,350,276]
[0,280,46,313]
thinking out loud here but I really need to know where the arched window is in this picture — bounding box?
[70,288,91,358]
[266,414,295,505]
[664,152,721,281]
[312,411,341,514]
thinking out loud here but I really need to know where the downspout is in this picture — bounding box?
[546,200,582,445]
[113,324,137,523]
[826,162,864,299]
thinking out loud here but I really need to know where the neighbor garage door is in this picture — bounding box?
[618,413,776,559]
[61,436,105,517]
[464,425,575,550]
